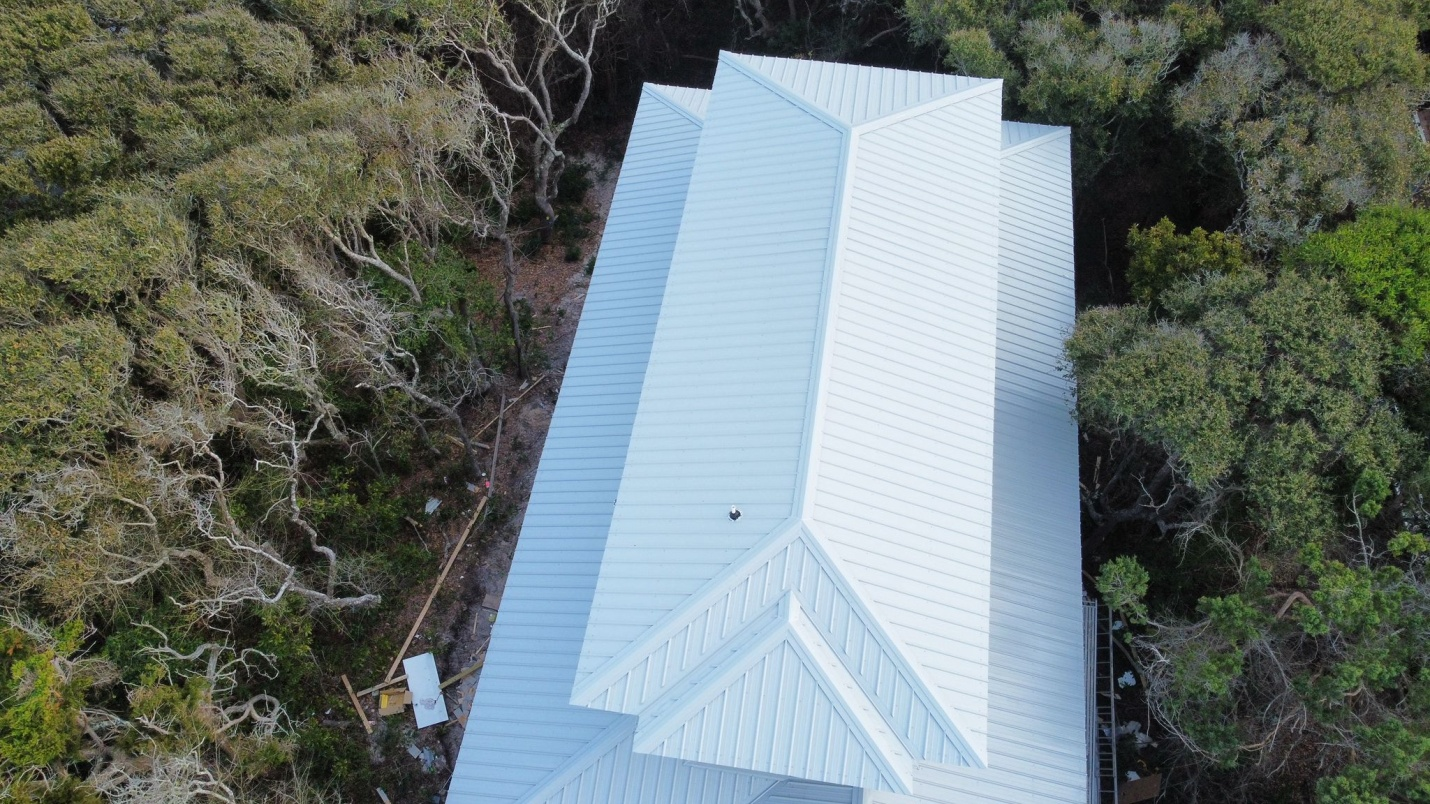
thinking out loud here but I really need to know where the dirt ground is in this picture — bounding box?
[345,143,626,802]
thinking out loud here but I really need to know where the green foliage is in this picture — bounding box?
[1068,269,1413,545]
[258,596,316,704]
[1019,13,1178,119]
[8,195,188,302]
[904,0,1066,48]
[1096,555,1150,623]
[177,129,369,247]
[1388,530,1429,558]
[1175,35,1428,250]
[1126,217,1250,304]
[1293,206,1430,365]
[0,625,85,770]
[940,28,1017,85]
[0,317,132,480]
[1266,0,1425,93]
[295,721,372,786]
[301,466,411,551]
[167,9,315,96]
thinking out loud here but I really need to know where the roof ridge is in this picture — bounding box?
[643,84,709,126]
[629,594,915,794]
[572,523,980,771]
[717,52,849,132]
[571,523,805,707]
[791,526,985,769]
[722,51,998,129]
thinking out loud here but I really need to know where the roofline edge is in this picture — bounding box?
[642,83,708,127]
[717,51,852,133]
[1001,125,1070,158]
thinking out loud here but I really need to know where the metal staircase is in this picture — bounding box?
[1085,596,1119,804]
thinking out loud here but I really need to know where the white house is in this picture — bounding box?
[446,52,1086,804]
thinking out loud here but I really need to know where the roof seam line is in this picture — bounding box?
[516,717,637,804]
[643,85,706,127]
[850,80,1002,135]
[1000,128,1069,158]
[717,51,851,133]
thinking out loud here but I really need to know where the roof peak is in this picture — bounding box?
[646,83,710,122]
[720,51,999,128]
[629,592,914,793]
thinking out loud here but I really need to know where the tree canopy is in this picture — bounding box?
[0,0,614,797]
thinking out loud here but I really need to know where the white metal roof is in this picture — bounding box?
[448,53,1084,804]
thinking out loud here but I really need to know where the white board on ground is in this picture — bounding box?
[403,653,449,728]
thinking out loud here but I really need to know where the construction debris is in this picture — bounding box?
[378,688,412,717]
[383,495,489,682]
[340,674,372,735]
[403,652,449,728]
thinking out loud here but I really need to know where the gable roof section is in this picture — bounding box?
[647,83,710,121]
[446,84,755,804]
[449,55,1086,804]
[574,52,1012,786]
[725,52,996,127]
[573,57,846,683]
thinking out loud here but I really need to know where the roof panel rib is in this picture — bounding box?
[726,52,996,127]
[575,58,845,685]
[452,53,1085,804]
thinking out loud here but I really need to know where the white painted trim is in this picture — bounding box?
[793,120,857,523]
[571,520,806,707]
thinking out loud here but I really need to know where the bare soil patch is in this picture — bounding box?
[333,139,627,802]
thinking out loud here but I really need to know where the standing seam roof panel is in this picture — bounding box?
[576,61,845,684]
[809,89,1006,763]
[869,123,1085,804]
[447,87,702,804]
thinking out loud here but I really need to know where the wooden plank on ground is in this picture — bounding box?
[382,495,489,682]
[341,674,372,734]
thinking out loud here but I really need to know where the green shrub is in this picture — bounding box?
[1126,217,1250,305]
[1293,206,1430,364]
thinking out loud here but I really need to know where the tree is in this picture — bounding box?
[411,0,617,377]
[0,0,561,796]
[1069,269,1413,550]
[1070,263,1430,799]
[1265,0,1425,94]
[1174,34,1428,250]
[1126,217,1250,304]
[1292,206,1430,365]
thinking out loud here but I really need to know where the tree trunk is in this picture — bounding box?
[501,235,529,379]
[533,144,560,245]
